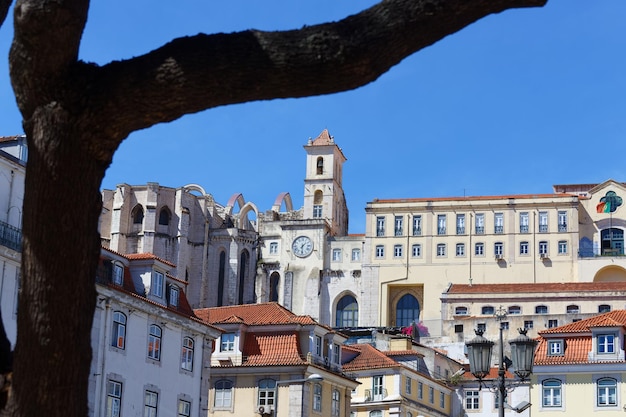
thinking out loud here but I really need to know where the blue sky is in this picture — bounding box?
[1,1,625,234]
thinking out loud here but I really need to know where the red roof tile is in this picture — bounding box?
[125,252,176,267]
[342,344,400,371]
[311,129,334,146]
[195,302,319,326]
[242,332,306,366]
[448,282,626,294]
[535,337,591,365]
[461,365,514,380]
[539,310,626,335]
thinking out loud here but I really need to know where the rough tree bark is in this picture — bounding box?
[0,0,546,415]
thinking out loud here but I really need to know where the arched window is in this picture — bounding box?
[369,411,382,417]
[131,205,144,225]
[181,337,194,371]
[566,304,580,314]
[536,305,548,314]
[238,250,249,304]
[316,157,324,175]
[158,207,170,225]
[111,311,126,349]
[482,306,495,315]
[214,380,233,408]
[258,379,276,408]
[455,306,468,316]
[336,295,358,327]
[218,251,226,306]
[269,272,280,302]
[542,379,562,407]
[395,294,419,327]
[147,324,162,360]
[599,304,611,313]
[597,378,617,406]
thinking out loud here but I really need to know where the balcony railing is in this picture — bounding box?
[413,228,422,236]
[494,226,504,234]
[558,223,567,232]
[539,224,548,233]
[0,220,22,252]
[394,229,403,236]
[364,388,388,402]
[475,226,484,235]
[376,229,385,237]
[456,227,465,235]
[437,227,446,235]
[520,225,529,233]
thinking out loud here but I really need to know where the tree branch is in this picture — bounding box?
[90,0,546,141]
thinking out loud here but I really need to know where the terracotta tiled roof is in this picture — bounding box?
[539,310,626,335]
[125,252,176,267]
[461,365,514,380]
[447,282,626,294]
[311,129,334,146]
[195,302,319,326]
[535,337,591,365]
[371,193,576,204]
[384,350,423,357]
[342,344,400,371]
[242,332,306,366]
[0,136,23,143]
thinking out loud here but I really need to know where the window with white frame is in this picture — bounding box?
[519,212,529,233]
[539,211,548,233]
[152,271,164,298]
[536,305,548,314]
[333,343,341,364]
[477,323,486,332]
[597,378,617,407]
[566,304,579,314]
[106,380,122,417]
[465,389,479,410]
[181,337,194,371]
[214,380,233,408]
[418,382,423,399]
[429,387,434,404]
[111,311,126,349]
[258,379,276,408]
[548,340,563,356]
[456,243,465,256]
[558,240,567,254]
[539,241,548,256]
[440,391,445,408]
[412,244,421,258]
[599,304,611,313]
[436,244,446,257]
[373,375,384,400]
[558,211,567,232]
[405,376,412,394]
[520,241,529,255]
[456,214,465,234]
[494,212,504,234]
[332,248,342,261]
[524,320,534,329]
[375,245,385,258]
[412,215,422,236]
[494,242,503,256]
[394,244,403,258]
[113,264,124,285]
[221,333,235,352]
[315,335,322,356]
[144,390,158,417]
[508,306,521,315]
[482,306,494,315]
[475,213,485,234]
[169,285,179,307]
[548,319,558,328]
[437,215,446,235]
[178,400,191,417]
[313,383,322,411]
[331,389,341,417]
[475,242,484,256]
[542,379,562,407]
[269,242,278,254]
[598,334,615,354]
[147,324,162,361]
[351,248,361,261]
[395,216,403,236]
[376,216,385,236]
[313,205,322,218]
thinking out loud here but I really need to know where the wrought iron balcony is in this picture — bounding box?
[475,226,484,235]
[456,227,465,235]
[437,227,446,235]
[520,225,529,233]
[494,226,504,234]
[558,223,567,232]
[0,220,22,252]
[413,228,422,236]
[539,224,548,233]
[394,229,403,236]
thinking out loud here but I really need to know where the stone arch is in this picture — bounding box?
[238,202,259,231]
[334,291,359,328]
[182,183,207,196]
[593,265,626,282]
[271,192,293,213]
[388,286,424,327]
[225,193,245,216]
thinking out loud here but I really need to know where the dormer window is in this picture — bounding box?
[332,343,340,364]
[598,334,615,354]
[169,285,179,307]
[151,271,164,298]
[112,264,124,285]
[548,340,564,356]
[221,333,235,352]
[315,335,322,356]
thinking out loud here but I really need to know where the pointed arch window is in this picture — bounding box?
[336,295,358,327]
[131,205,144,225]
[218,251,226,306]
[396,294,420,327]
[238,250,249,304]
[269,272,280,302]
[158,207,171,225]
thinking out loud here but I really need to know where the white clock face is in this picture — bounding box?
[292,236,313,257]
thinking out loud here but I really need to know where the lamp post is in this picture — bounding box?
[465,308,538,417]
[272,373,323,417]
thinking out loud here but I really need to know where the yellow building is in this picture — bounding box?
[343,341,454,417]
[362,180,626,333]
[533,310,626,415]
[195,302,358,417]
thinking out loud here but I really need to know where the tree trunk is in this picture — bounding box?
[4,110,107,416]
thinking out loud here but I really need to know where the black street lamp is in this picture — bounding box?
[465,308,538,416]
